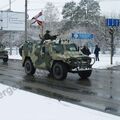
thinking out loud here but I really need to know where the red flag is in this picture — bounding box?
[32,12,42,20]
[36,20,43,26]
[31,11,43,26]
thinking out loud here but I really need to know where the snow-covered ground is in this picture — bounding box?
[91,54,120,69]
[9,54,22,60]
[0,83,120,120]
[0,49,119,120]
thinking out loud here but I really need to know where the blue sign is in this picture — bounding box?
[72,33,94,39]
[106,18,119,26]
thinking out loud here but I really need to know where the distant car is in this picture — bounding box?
[0,43,8,63]
[19,40,95,80]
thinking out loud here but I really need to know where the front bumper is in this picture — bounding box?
[70,67,92,73]
[0,54,8,59]
[67,57,95,73]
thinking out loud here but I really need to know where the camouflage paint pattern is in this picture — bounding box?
[21,40,94,72]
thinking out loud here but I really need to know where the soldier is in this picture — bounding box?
[81,45,91,56]
[40,30,59,44]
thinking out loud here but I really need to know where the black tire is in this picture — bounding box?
[24,59,36,75]
[52,62,67,80]
[19,46,23,56]
[78,70,92,79]
[3,55,8,63]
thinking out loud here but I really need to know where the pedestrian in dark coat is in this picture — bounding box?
[94,45,100,61]
[81,45,91,56]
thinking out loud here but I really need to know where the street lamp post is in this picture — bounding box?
[109,28,114,64]
[25,0,27,41]
[106,18,119,65]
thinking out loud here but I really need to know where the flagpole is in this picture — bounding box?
[41,24,44,38]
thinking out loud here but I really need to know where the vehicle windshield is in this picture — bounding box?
[65,43,78,52]
[52,44,64,54]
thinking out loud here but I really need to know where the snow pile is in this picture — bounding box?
[92,54,120,69]
[9,54,22,60]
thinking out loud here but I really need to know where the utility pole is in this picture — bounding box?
[9,0,11,11]
[25,0,27,41]
[9,0,12,55]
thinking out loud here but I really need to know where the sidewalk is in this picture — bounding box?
[91,54,120,69]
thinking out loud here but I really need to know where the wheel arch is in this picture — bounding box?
[23,56,32,67]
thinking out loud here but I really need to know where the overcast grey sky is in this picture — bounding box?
[0,0,120,18]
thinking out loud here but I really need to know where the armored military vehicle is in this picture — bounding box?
[0,43,8,63]
[19,40,95,80]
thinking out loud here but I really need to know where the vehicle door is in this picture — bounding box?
[42,45,52,70]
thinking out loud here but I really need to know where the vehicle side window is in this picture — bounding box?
[42,46,49,54]
[66,44,78,51]
[45,47,49,54]
[52,44,64,53]
[42,46,45,53]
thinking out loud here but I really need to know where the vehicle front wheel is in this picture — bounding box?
[3,55,8,63]
[52,62,67,80]
[24,59,36,75]
[78,70,92,79]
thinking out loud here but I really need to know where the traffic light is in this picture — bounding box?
[109,28,114,35]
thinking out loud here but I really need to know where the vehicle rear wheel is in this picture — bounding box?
[24,59,36,75]
[3,55,8,63]
[78,70,92,79]
[52,62,67,80]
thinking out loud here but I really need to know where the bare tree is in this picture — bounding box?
[43,2,60,31]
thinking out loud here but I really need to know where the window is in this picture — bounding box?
[65,44,78,52]
[52,44,64,53]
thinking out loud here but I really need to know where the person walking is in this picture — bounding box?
[94,45,100,61]
[81,45,91,56]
